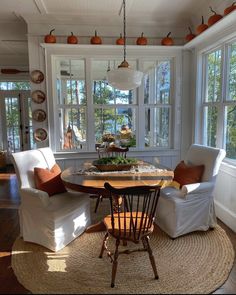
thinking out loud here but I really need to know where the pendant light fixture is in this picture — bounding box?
[107,0,143,91]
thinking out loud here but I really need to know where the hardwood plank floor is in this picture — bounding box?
[0,166,236,294]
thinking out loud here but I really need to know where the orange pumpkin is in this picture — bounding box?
[90,30,102,45]
[224,2,236,15]
[44,29,56,43]
[161,32,174,46]
[67,32,78,44]
[136,32,147,45]
[116,33,124,45]
[185,27,196,42]
[208,7,223,26]
[196,16,208,35]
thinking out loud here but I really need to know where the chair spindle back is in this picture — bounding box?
[104,182,161,242]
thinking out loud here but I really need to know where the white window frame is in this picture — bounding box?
[200,39,236,164]
[42,45,181,154]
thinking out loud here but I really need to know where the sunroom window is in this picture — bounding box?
[202,42,236,160]
[53,55,175,152]
[92,60,136,148]
[143,60,171,148]
[56,59,87,150]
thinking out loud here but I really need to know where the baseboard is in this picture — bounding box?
[215,200,236,233]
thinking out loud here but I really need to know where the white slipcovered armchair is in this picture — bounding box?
[12,147,91,252]
[156,144,226,238]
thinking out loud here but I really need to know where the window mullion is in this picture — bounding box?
[216,46,226,148]
[137,59,145,149]
[85,58,94,151]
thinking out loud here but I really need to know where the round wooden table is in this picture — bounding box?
[61,161,174,232]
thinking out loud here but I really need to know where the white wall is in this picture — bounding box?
[0,21,28,70]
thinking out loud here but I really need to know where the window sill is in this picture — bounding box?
[53,148,180,160]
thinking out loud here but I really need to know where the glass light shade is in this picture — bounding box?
[107,67,143,91]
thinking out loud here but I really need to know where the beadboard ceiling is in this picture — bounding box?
[0,0,233,67]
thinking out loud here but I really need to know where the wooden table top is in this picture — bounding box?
[61,161,173,196]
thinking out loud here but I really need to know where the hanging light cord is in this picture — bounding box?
[123,0,126,62]
[118,0,129,68]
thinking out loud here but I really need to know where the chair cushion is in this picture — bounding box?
[34,164,67,196]
[104,212,154,240]
[173,161,205,188]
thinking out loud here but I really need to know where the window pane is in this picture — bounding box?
[5,97,20,152]
[156,61,170,104]
[206,50,222,102]
[144,60,170,104]
[203,106,218,147]
[56,59,86,105]
[59,108,86,150]
[92,60,135,104]
[228,43,236,101]
[94,107,136,147]
[225,106,236,159]
[145,107,170,147]
[0,82,30,90]
[93,80,114,104]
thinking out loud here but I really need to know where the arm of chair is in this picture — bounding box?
[20,187,50,207]
[181,182,214,195]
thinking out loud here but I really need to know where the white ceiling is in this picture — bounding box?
[0,0,233,68]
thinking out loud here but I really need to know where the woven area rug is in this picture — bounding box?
[11,218,234,294]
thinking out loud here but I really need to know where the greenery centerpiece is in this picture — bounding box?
[93,156,138,172]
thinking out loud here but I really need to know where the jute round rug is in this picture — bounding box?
[11,223,234,294]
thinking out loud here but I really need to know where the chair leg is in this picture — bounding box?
[143,236,159,280]
[94,195,102,213]
[111,239,120,288]
[99,232,109,258]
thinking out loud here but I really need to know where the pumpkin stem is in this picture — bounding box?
[141,32,144,37]
[49,29,55,35]
[95,30,97,37]
[210,6,217,15]
[71,32,74,36]
[188,27,193,34]
[167,32,171,38]
[120,33,122,38]
[201,16,204,24]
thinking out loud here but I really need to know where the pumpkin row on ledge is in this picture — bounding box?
[44,1,236,47]
[44,29,175,46]
[185,2,236,43]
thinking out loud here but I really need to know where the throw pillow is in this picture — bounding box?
[173,160,205,188]
[34,163,67,196]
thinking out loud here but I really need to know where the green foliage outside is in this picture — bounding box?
[206,47,236,159]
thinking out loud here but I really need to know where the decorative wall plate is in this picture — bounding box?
[32,109,47,122]
[33,128,48,142]
[30,70,44,84]
[31,90,46,104]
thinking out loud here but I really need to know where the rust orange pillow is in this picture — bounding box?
[34,164,67,196]
[173,161,205,188]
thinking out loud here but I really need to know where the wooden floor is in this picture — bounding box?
[0,166,236,294]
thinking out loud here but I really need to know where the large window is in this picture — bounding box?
[54,56,174,152]
[56,59,87,150]
[143,60,171,148]
[92,60,137,148]
[202,42,236,160]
